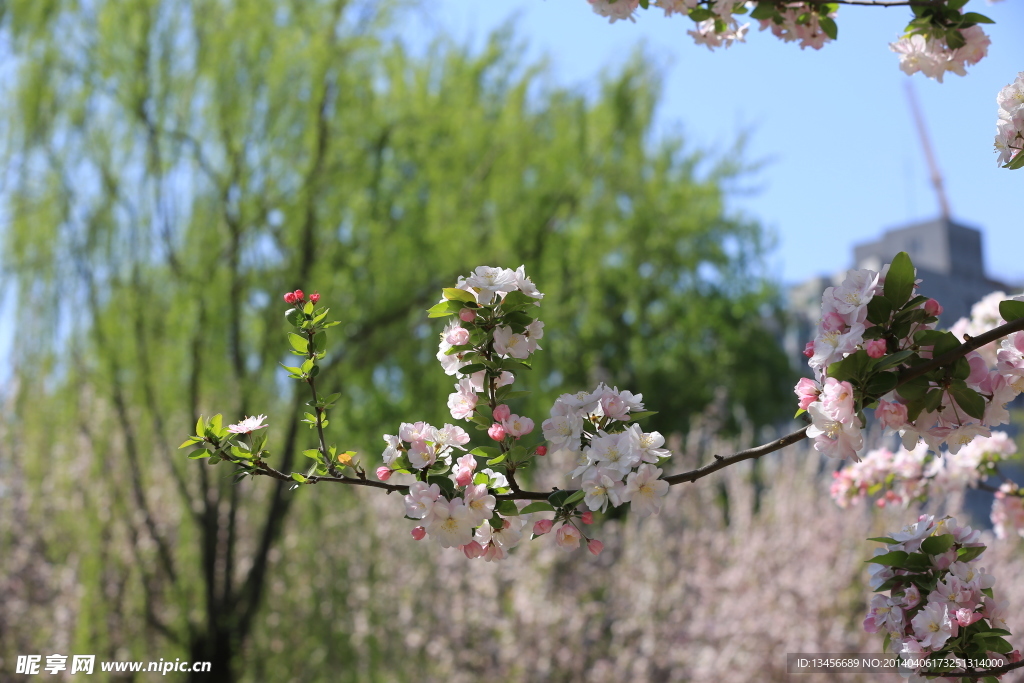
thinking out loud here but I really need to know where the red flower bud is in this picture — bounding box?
[293,289,305,302]
[580,511,593,525]
[535,445,547,456]
[283,292,297,305]
[310,291,320,304]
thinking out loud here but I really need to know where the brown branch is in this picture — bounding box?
[898,315,1024,385]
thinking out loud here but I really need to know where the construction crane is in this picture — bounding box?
[904,81,952,220]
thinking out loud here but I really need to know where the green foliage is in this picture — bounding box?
[0,1,792,679]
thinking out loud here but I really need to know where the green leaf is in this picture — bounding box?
[866,371,898,396]
[866,537,898,544]
[563,490,586,506]
[285,307,303,327]
[486,453,506,465]
[520,502,555,514]
[495,500,519,516]
[866,296,893,325]
[495,388,532,402]
[960,11,994,24]
[187,449,210,459]
[179,437,202,449]
[920,534,954,556]
[999,299,1024,322]
[459,363,486,375]
[427,475,456,499]
[818,16,837,40]
[442,287,476,303]
[195,415,205,436]
[749,2,776,19]
[488,513,504,530]
[1005,151,1024,170]
[473,472,489,485]
[957,546,986,563]
[868,550,908,568]
[426,300,460,318]
[874,349,914,371]
[896,374,930,400]
[470,446,499,458]
[828,350,870,382]
[291,473,307,483]
[948,381,986,420]
[499,290,536,311]
[302,448,322,461]
[883,251,915,308]
[627,410,658,421]
[288,333,308,354]
[688,7,714,21]
[548,490,572,508]
[313,331,326,353]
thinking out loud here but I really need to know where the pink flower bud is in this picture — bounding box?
[580,511,593,525]
[459,308,477,323]
[533,519,553,535]
[455,468,472,487]
[488,423,506,441]
[492,404,511,421]
[875,498,887,508]
[865,339,887,359]
[310,291,320,304]
[411,526,426,541]
[1010,650,1022,664]
[293,289,305,302]
[283,292,297,305]
[446,327,470,345]
[535,446,547,456]
[802,341,815,358]
[587,539,604,556]
[376,466,392,481]
[461,541,484,559]
[924,298,943,317]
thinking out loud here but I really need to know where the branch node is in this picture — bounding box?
[714,454,723,461]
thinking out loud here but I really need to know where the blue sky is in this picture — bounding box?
[401,1,1024,287]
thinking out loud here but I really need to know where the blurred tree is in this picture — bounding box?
[0,0,793,680]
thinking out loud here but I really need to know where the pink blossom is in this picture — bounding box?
[876,400,908,431]
[227,414,268,434]
[622,464,669,518]
[488,423,506,441]
[955,608,983,627]
[587,539,604,556]
[910,602,957,649]
[447,379,478,421]
[445,326,470,346]
[865,339,887,359]
[802,341,814,358]
[555,524,581,550]
[492,404,511,421]
[533,519,553,535]
[461,541,484,559]
[376,466,392,481]
[794,377,821,411]
[502,414,534,438]
[458,308,476,323]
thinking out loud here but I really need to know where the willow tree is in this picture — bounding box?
[0,0,792,680]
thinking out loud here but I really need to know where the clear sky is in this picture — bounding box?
[399,1,1024,287]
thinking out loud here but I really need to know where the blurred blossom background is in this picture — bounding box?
[0,1,1022,681]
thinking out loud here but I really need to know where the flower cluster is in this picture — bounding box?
[542,385,671,519]
[797,252,1024,461]
[756,2,836,51]
[890,25,990,83]
[830,432,1016,509]
[865,516,1019,676]
[992,483,1024,541]
[995,71,1024,169]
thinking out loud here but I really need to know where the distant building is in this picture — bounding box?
[785,216,1014,369]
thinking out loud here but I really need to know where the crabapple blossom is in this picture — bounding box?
[463,484,497,524]
[458,308,476,323]
[588,0,639,23]
[488,423,506,441]
[425,499,476,548]
[911,601,957,649]
[582,468,626,513]
[533,519,553,535]
[404,482,442,520]
[464,266,518,304]
[555,523,582,550]
[376,466,392,481]
[502,414,534,438]
[447,378,478,421]
[492,404,511,422]
[865,339,887,358]
[621,464,669,518]
[227,414,268,434]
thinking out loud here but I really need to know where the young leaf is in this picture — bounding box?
[495,500,519,516]
[883,251,915,308]
[520,502,555,514]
